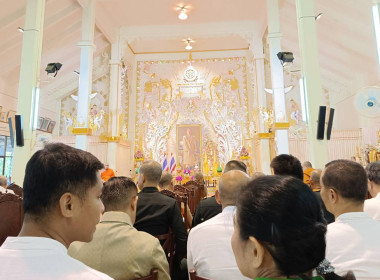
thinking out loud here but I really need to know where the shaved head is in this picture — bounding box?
[310,169,322,186]
[139,160,162,186]
[218,170,250,206]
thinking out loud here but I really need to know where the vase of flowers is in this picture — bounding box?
[240,146,249,160]
[175,175,183,184]
[134,150,144,161]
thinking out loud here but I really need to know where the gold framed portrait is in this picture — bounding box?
[176,124,202,170]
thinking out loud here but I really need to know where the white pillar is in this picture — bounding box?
[251,39,272,174]
[296,0,329,167]
[267,0,289,155]
[12,0,45,185]
[75,0,96,150]
[107,43,123,170]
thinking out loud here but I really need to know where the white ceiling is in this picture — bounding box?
[0,0,379,107]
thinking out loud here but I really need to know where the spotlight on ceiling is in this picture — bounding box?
[45,63,62,77]
[18,27,24,33]
[178,6,188,20]
[277,52,294,65]
[184,39,193,50]
[315,13,323,20]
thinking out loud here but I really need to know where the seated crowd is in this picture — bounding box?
[0,142,379,280]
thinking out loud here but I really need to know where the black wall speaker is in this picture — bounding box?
[326,108,335,140]
[8,117,14,148]
[317,106,326,140]
[15,115,24,147]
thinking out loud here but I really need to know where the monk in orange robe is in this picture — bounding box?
[101,163,115,182]
[302,161,314,185]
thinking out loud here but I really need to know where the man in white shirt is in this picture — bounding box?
[0,143,112,280]
[364,161,380,221]
[320,159,380,280]
[187,170,251,280]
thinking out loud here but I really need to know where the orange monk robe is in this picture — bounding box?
[303,168,314,185]
[101,168,115,182]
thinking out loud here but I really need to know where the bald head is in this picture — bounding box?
[302,161,312,170]
[139,160,162,187]
[0,176,7,187]
[218,170,250,207]
[310,169,322,189]
[159,171,173,190]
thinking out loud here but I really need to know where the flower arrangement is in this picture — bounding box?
[240,146,249,159]
[175,175,183,182]
[134,149,144,160]
[184,168,191,175]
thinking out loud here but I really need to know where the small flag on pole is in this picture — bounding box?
[170,154,176,173]
[162,154,168,171]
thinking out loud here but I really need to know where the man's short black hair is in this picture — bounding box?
[224,160,247,174]
[23,143,104,218]
[102,177,138,212]
[270,154,303,180]
[322,159,368,202]
[366,161,380,185]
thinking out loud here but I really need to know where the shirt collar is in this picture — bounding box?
[2,237,67,254]
[222,205,236,213]
[100,211,133,226]
[336,211,372,222]
[140,186,159,193]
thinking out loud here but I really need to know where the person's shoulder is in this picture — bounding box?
[199,196,216,206]
[67,254,113,279]
[190,213,221,234]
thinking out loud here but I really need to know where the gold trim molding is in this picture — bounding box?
[72,128,92,135]
[258,133,273,139]
[274,122,290,130]
[106,136,120,142]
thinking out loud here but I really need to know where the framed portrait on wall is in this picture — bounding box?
[176,124,202,170]
[40,118,50,131]
[46,121,56,133]
[37,117,44,130]
[0,111,7,123]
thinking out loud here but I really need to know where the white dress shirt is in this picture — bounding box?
[0,237,113,280]
[325,212,380,280]
[364,193,380,221]
[187,206,250,280]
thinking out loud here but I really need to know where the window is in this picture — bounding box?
[0,136,14,181]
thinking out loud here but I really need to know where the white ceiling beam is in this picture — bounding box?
[76,0,116,43]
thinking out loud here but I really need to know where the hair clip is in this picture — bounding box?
[316,258,335,275]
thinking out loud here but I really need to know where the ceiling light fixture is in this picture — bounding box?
[18,27,24,33]
[45,63,62,77]
[184,38,193,50]
[299,12,323,21]
[178,6,188,20]
[277,52,294,65]
[315,13,323,20]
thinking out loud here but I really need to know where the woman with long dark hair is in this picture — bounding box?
[231,175,355,280]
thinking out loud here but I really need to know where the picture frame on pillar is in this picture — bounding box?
[0,111,7,123]
[40,118,51,132]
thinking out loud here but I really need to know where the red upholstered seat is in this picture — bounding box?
[155,229,175,277]
[7,183,23,198]
[0,192,23,246]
